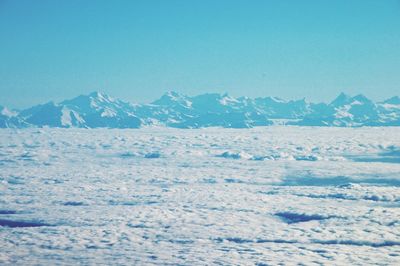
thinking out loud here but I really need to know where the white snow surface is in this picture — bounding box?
[0,126,399,265]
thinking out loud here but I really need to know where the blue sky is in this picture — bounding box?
[1,0,400,108]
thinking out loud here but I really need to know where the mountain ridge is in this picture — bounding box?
[1,91,399,128]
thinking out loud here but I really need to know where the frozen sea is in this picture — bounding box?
[0,127,399,265]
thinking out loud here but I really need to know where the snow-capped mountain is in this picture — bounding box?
[0,105,27,128]
[297,93,400,126]
[297,93,380,126]
[1,91,399,128]
[17,92,141,128]
[254,97,311,119]
[60,92,141,128]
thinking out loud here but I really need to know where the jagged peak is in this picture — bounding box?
[254,96,287,104]
[270,96,286,103]
[152,91,191,106]
[193,92,223,99]
[237,96,250,101]
[352,94,371,103]
[0,105,17,117]
[41,101,58,107]
[61,91,117,109]
[219,94,239,105]
[164,90,183,98]
[87,91,114,102]
[330,92,352,106]
[88,91,101,97]
[383,96,400,105]
[291,97,307,103]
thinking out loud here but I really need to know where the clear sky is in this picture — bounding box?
[0,0,400,108]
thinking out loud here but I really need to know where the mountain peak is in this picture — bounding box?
[88,91,101,96]
[88,91,113,102]
[352,94,370,103]
[164,90,182,98]
[219,93,239,105]
[152,91,191,107]
[270,96,286,103]
[0,105,17,117]
[255,96,287,104]
[330,92,352,106]
[383,96,400,105]
[42,101,58,107]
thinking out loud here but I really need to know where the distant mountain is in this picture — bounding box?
[1,92,399,128]
[298,93,383,127]
[60,92,141,128]
[383,96,400,105]
[16,92,141,128]
[0,105,27,128]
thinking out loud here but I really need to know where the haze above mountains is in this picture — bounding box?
[1,92,400,128]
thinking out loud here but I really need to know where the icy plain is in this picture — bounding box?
[0,127,399,265]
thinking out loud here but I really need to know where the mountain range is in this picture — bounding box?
[1,91,400,128]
